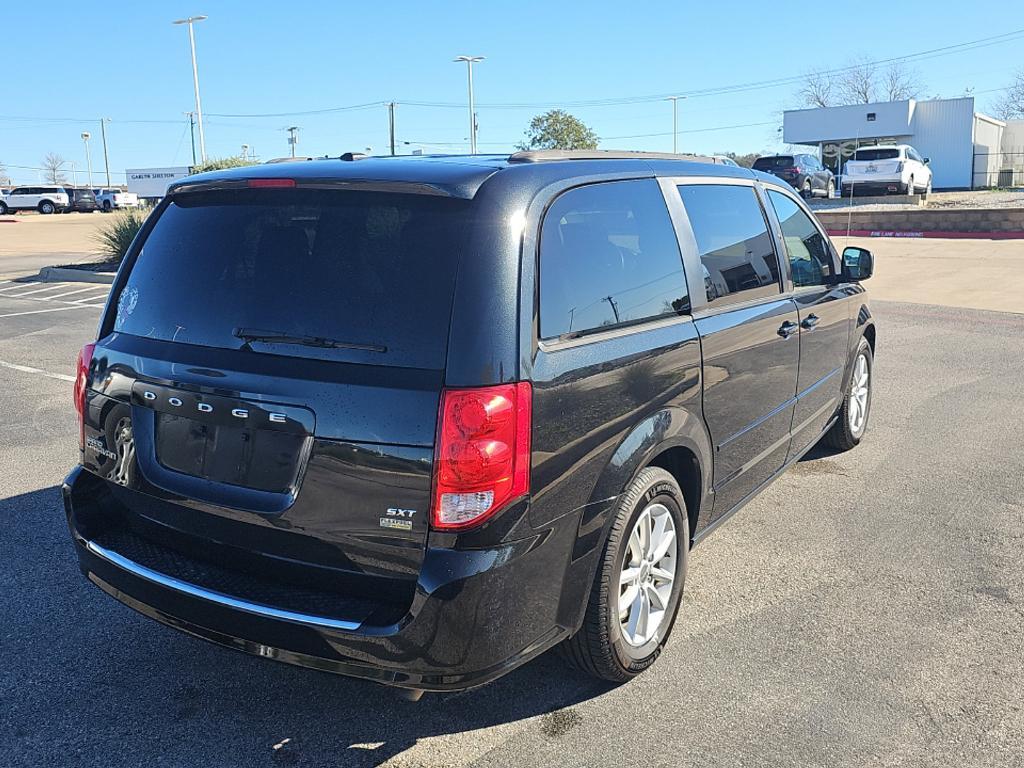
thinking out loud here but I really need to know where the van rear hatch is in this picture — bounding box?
[82,185,472,607]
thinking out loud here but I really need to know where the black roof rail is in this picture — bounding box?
[507,149,718,163]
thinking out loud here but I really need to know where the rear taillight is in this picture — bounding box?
[74,342,95,449]
[789,167,800,174]
[431,382,532,530]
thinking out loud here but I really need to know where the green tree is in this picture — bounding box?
[720,152,762,168]
[190,156,258,174]
[518,110,598,151]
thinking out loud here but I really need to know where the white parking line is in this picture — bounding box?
[0,359,75,382]
[0,281,40,293]
[6,283,75,297]
[47,285,109,300]
[71,290,112,304]
[0,304,103,318]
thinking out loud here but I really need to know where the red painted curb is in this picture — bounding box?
[826,228,1024,240]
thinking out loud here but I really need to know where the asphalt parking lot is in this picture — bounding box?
[1,253,1023,767]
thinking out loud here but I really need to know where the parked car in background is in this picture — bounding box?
[64,151,876,696]
[753,154,834,198]
[841,145,932,196]
[0,185,69,214]
[95,188,140,211]
[62,187,100,213]
[710,155,740,167]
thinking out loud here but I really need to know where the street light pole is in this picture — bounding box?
[173,15,208,163]
[287,126,300,158]
[666,96,686,154]
[454,55,484,154]
[81,132,94,189]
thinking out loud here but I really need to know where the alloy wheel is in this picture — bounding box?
[848,353,870,435]
[618,502,678,647]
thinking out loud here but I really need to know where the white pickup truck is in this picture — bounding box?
[842,144,933,197]
[94,189,140,211]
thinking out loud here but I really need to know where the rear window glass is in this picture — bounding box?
[113,189,471,369]
[854,148,900,161]
[753,156,793,170]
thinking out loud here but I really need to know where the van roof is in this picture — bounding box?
[170,151,762,200]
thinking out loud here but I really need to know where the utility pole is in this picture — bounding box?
[388,102,396,156]
[603,295,620,324]
[99,118,111,188]
[287,126,300,157]
[173,16,208,163]
[454,56,484,153]
[666,96,686,154]
[185,112,197,166]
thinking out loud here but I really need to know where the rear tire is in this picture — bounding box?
[560,467,689,683]
[103,200,112,212]
[824,338,873,451]
[801,179,812,199]
[0,201,8,215]
[826,179,835,199]
[905,176,915,195]
[39,201,55,214]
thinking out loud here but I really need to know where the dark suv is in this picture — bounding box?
[64,151,876,695]
[753,154,834,199]
[62,186,100,213]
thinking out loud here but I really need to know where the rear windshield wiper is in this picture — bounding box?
[233,327,386,353]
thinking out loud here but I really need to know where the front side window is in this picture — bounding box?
[676,184,780,305]
[767,190,834,288]
[538,179,688,339]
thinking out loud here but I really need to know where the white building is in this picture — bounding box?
[783,97,1024,190]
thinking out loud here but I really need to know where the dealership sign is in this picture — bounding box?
[126,167,190,198]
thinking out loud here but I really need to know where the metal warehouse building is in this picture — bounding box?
[783,96,1024,190]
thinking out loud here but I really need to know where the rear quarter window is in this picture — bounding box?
[110,188,473,369]
[538,179,689,339]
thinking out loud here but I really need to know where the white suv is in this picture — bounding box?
[0,185,70,214]
[842,144,932,197]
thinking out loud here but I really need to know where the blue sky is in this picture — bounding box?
[1,0,1020,184]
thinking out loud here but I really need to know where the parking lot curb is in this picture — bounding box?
[37,266,116,284]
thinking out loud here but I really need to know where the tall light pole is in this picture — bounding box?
[666,96,686,154]
[454,55,484,154]
[287,126,300,157]
[173,15,208,163]
[81,132,94,188]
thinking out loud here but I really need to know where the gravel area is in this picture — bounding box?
[810,189,1024,212]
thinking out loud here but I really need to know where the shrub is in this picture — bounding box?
[93,208,148,264]
[190,156,258,174]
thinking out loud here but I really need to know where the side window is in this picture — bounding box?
[11,188,26,195]
[539,179,689,339]
[767,190,834,288]
[676,184,781,305]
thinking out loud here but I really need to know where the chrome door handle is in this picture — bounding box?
[801,313,820,330]
[778,320,798,339]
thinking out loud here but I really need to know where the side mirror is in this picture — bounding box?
[923,157,930,165]
[842,246,874,281]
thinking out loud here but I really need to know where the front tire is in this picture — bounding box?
[825,338,873,451]
[826,179,835,199]
[561,467,689,683]
[801,179,812,199]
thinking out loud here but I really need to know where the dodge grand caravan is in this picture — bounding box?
[64,151,876,694]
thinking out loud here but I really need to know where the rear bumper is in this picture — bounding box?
[63,467,575,691]
[841,178,907,194]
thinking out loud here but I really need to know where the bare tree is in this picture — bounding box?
[993,69,1024,120]
[798,70,834,108]
[838,58,878,104]
[41,153,68,184]
[881,61,921,101]
[0,160,11,187]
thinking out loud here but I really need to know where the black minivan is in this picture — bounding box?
[65,151,876,695]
